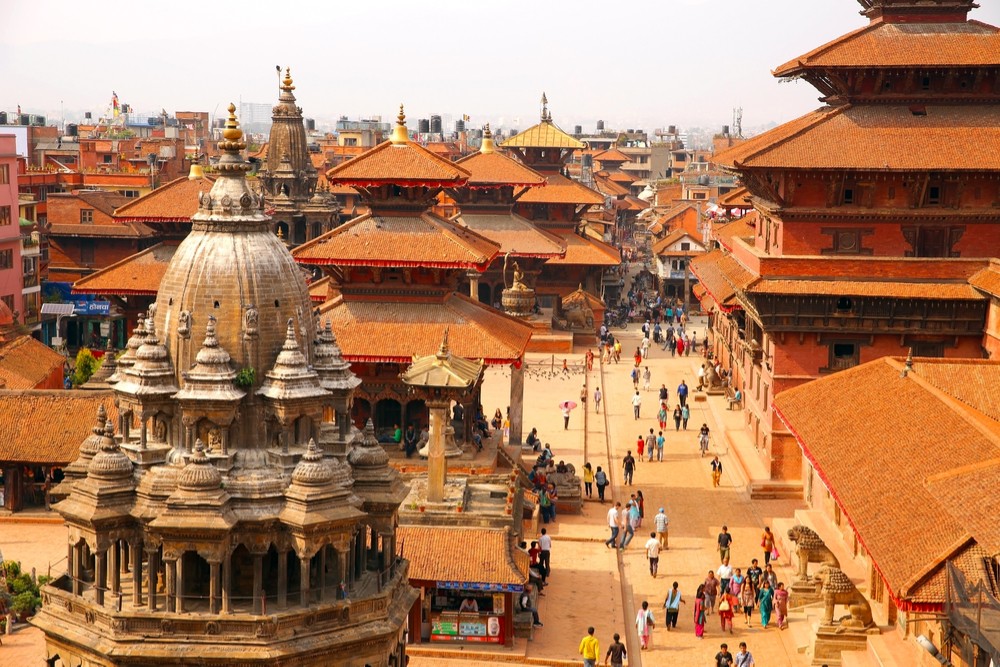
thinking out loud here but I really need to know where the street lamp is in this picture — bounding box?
[916,635,953,666]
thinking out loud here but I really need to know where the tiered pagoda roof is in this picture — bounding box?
[113,174,214,225]
[72,240,181,296]
[517,173,605,206]
[456,126,547,189]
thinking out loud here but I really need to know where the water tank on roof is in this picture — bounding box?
[67,123,78,136]
[582,154,593,168]
[668,125,677,135]
[32,115,46,126]
[85,112,92,120]
[596,120,605,131]
[722,125,730,135]
[430,115,442,134]
[0,112,6,125]
[305,118,316,131]
[19,114,30,126]
[574,125,582,135]
[698,174,710,186]
[148,117,160,126]
[455,119,465,133]
[417,119,430,133]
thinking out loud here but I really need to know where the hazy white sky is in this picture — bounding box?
[3,0,999,133]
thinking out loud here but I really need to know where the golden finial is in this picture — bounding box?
[437,328,451,359]
[390,103,409,145]
[480,123,495,154]
[282,67,295,92]
[222,103,242,141]
[276,226,284,239]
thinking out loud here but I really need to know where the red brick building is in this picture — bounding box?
[692,0,1000,491]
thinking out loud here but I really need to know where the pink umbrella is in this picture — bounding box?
[559,400,578,410]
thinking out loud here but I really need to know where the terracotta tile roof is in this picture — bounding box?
[293,211,499,270]
[969,261,1000,297]
[773,19,1000,77]
[455,151,547,188]
[75,190,132,216]
[317,292,533,364]
[623,195,650,211]
[545,230,621,267]
[0,337,66,390]
[689,248,756,309]
[113,175,214,222]
[746,279,985,300]
[719,186,751,208]
[652,228,703,256]
[72,241,180,296]
[517,173,605,206]
[308,276,332,303]
[714,104,1000,171]
[0,390,120,464]
[773,357,1000,602]
[925,460,1000,557]
[455,213,566,258]
[593,148,631,164]
[500,120,584,150]
[649,203,701,238]
[326,140,470,187]
[397,525,529,587]
[607,170,635,184]
[713,213,757,252]
[48,222,155,238]
[593,176,630,197]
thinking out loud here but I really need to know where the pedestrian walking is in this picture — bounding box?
[645,532,661,577]
[538,528,552,576]
[594,387,602,413]
[718,525,733,562]
[631,366,640,390]
[703,571,720,615]
[681,403,690,429]
[764,563,779,591]
[595,466,609,502]
[761,527,776,565]
[640,337,650,360]
[717,557,733,595]
[719,591,737,634]
[711,455,723,486]
[747,559,763,598]
[735,642,756,667]
[715,642,734,666]
[579,626,600,667]
[583,462,594,499]
[663,581,684,629]
[635,490,645,526]
[653,507,669,549]
[672,404,682,431]
[631,391,642,419]
[605,632,627,667]
[636,434,645,460]
[613,340,621,363]
[562,404,571,430]
[645,429,655,462]
[656,431,665,461]
[657,402,668,430]
[757,581,774,629]
[658,384,668,404]
[676,335,685,356]
[774,582,789,630]
[635,601,654,650]
[677,380,689,407]
[694,584,707,638]
[740,573,756,626]
[586,348,595,371]
[633,348,642,367]
[642,365,651,391]
[620,501,638,549]
[700,423,711,457]
[605,502,621,547]
[622,451,635,485]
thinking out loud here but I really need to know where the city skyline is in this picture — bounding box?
[5,0,999,135]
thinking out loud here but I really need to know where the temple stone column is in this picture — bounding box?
[221,555,232,614]
[209,561,220,614]
[467,270,480,301]
[164,558,176,613]
[109,543,120,595]
[131,540,142,606]
[175,555,184,613]
[72,543,83,596]
[426,398,449,503]
[146,547,159,611]
[95,550,107,606]
[509,361,525,445]
[300,555,311,606]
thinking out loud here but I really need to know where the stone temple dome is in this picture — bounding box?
[153,103,314,390]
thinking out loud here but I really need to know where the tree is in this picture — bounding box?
[71,348,99,387]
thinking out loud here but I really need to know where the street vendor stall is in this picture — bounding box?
[398,525,528,647]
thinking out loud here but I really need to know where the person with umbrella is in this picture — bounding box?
[560,400,577,430]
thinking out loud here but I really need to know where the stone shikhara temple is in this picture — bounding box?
[34,104,416,666]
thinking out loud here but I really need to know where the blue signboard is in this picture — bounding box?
[44,282,112,316]
[74,300,110,316]
[436,581,524,593]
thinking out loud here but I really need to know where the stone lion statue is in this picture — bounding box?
[562,301,595,330]
[788,525,840,584]
[817,567,876,631]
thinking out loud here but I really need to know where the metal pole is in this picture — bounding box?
[683,254,691,318]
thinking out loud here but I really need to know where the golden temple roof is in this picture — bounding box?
[501,120,584,150]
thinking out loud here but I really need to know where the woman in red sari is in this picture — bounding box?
[693,583,707,638]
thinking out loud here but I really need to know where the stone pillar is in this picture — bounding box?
[277,551,288,608]
[140,414,148,450]
[95,550,107,606]
[338,550,348,596]
[299,555,311,607]
[109,543,120,595]
[509,361,525,445]
[252,554,263,615]
[221,555,232,614]
[427,399,448,503]
[131,540,142,606]
[71,543,82,596]
[121,540,129,574]
[209,561,220,614]
[146,547,159,611]
[467,271,480,301]
[164,558,176,614]
[175,555,184,613]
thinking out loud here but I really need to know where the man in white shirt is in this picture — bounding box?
[717,557,734,595]
[605,502,621,548]
[644,532,661,577]
[631,391,642,419]
[697,363,707,390]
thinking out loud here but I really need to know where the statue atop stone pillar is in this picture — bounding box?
[787,525,841,596]
[501,252,535,318]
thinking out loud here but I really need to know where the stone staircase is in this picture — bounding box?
[749,480,804,500]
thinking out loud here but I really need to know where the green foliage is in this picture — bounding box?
[1,560,43,619]
[235,367,256,388]
[71,348,99,386]
[11,590,39,616]
[2,561,21,579]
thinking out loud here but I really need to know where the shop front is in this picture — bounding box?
[397,525,528,648]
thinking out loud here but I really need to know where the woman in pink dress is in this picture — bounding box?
[693,584,707,638]
[635,600,655,649]
[774,582,790,630]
